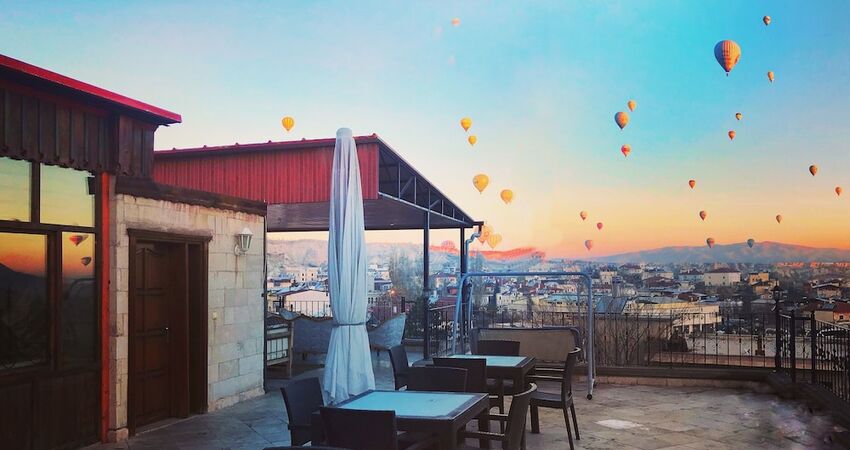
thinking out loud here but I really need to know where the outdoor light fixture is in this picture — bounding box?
[235,227,254,256]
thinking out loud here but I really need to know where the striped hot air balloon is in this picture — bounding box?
[714,40,742,75]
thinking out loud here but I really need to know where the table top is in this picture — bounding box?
[336,390,487,420]
[444,354,531,368]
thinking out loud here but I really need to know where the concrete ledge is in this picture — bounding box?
[578,373,773,392]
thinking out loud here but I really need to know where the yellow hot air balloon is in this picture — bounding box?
[614,112,629,130]
[460,117,472,132]
[579,211,588,221]
[836,186,843,196]
[500,189,514,204]
[281,116,295,132]
[468,135,477,146]
[487,233,502,249]
[763,16,771,26]
[699,210,707,221]
[472,174,489,193]
[714,40,742,75]
[584,240,594,251]
[627,99,636,112]
[688,179,696,189]
[735,112,742,121]
[809,165,818,176]
[706,237,715,248]
[728,130,736,141]
[767,71,775,83]
[451,18,461,27]
[477,224,493,243]
[621,144,631,157]
[776,214,783,224]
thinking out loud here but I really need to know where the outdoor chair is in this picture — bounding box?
[475,339,522,412]
[406,366,468,392]
[263,447,346,450]
[280,377,325,446]
[389,344,411,390]
[528,347,581,450]
[459,382,537,450]
[433,357,504,437]
[319,407,438,450]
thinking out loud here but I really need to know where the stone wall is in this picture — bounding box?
[108,192,265,441]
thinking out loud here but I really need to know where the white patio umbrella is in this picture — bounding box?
[323,127,376,404]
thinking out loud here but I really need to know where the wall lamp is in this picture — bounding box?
[235,227,254,256]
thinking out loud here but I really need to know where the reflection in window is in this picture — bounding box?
[41,164,95,227]
[61,232,96,367]
[0,157,31,222]
[0,232,47,370]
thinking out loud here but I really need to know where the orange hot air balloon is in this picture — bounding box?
[714,40,742,75]
[500,189,514,204]
[81,256,92,267]
[472,174,489,193]
[763,16,771,26]
[699,210,707,221]
[596,222,603,231]
[809,165,818,176]
[281,116,294,132]
[467,135,477,146]
[728,130,736,140]
[627,99,636,112]
[688,179,696,189]
[460,117,472,132]
[735,112,742,121]
[706,237,715,248]
[621,144,631,157]
[584,240,594,251]
[579,211,588,221]
[767,71,775,83]
[477,224,493,243]
[69,234,87,246]
[614,112,629,130]
[775,214,783,224]
[451,18,461,27]
[836,186,843,196]
[487,233,502,249]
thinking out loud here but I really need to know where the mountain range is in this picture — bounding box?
[594,241,850,264]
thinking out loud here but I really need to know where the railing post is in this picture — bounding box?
[790,315,797,384]
[810,311,817,385]
[774,295,782,371]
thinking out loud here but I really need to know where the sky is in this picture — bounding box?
[3,1,850,258]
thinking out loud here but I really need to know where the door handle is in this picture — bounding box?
[164,326,170,343]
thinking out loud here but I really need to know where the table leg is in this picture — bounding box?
[477,412,491,449]
[439,429,458,450]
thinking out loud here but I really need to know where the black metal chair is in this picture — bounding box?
[263,447,346,450]
[475,340,522,413]
[319,407,437,450]
[389,344,411,390]
[280,377,324,446]
[406,366,468,392]
[528,347,581,450]
[459,382,537,450]
[433,357,503,440]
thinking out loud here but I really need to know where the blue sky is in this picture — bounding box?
[3,1,850,256]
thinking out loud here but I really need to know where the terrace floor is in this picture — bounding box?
[86,351,845,450]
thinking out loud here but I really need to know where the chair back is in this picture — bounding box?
[562,347,581,402]
[407,366,468,392]
[433,357,487,393]
[388,345,410,390]
[280,377,324,446]
[505,383,537,450]
[476,339,521,356]
[319,407,399,450]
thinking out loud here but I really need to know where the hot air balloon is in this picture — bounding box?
[627,100,636,112]
[735,112,742,121]
[451,18,461,26]
[579,211,588,221]
[747,239,755,248]
[836,186,843,196]
[487,233,502,249]
[472,174,489,193]
[69,234,87,246]
[699,210,707,221]
[763,16,771,26]
[596,222,603,231]
[477,224,493,243]
[621,144,631,157]
[809,165,818,176]
[767,71,775,83]
[81,256,92,267]
[500,189,514,204]
[688,179,696,189]
[776,214,783,224]
[728,130,736,141]
[468,135,477,146]
[614,112,629,130]
[460,117,472,132]
[584,240,594,251]
[281,116,295,132]
[714,40,742,75]
[706,237,715,248]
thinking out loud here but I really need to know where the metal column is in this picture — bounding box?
[422,210,431,359]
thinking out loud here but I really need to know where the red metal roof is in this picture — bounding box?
[0,53,181,124]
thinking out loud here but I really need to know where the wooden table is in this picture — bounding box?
[312,390,489,450]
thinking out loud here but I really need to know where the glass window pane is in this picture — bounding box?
[0,232,48,370]
[41,164,95,227]
[61,232,96,367]
[0,157,31,222]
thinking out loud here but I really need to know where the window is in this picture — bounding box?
[41,164,95,227]
[0,232,48,370]
[61,232,96,366]
[0,158,31,222]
